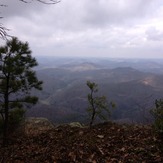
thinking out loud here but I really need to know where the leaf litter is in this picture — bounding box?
[0,121,163,162]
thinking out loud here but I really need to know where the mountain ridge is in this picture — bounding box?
[28,59,163,124]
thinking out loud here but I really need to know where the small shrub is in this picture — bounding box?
[9,108,26,126]
[0,108,26,134]
[86,81,115,128]
[150,99,163,137]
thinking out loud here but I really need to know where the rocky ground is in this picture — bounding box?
[0,118,163,163]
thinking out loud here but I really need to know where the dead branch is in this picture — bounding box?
[19,0,60,4]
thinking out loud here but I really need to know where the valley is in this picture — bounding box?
[27,57,163,124]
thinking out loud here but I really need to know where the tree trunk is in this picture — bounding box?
[89,89,96,128]
[89,111,95,128]
[2,74,9,146]
[3,94,9,146]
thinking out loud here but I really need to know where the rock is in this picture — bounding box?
[97,135,104,139]
[69,122,84,128]
[25,117,54,135]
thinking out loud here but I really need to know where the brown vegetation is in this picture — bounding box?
[0,121,163,162]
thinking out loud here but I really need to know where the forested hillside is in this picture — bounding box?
[27,57,163,124]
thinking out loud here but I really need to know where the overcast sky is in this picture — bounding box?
[1,0,163,58]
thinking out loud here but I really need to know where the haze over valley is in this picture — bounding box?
[27,57,163,124]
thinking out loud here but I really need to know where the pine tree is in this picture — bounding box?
[86,81,115,128]
[0,37,42,145]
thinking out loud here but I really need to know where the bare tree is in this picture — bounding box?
[0,4,8,39]
[0,0,60,39]
[19,0,60,5]
[0,24,8,39]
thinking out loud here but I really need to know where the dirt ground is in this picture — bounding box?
[0,119,163,162]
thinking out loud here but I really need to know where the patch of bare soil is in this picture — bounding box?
[0,121,163,163]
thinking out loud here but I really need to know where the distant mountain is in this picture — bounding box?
[27,57,163,124]
[59,62,101,71]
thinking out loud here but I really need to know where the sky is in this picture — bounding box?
[1,0,163,58]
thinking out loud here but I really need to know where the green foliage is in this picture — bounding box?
[9,108,26,125]
[0,37,42,93]
[0,108,25,134]
[0,37,43,145]
[150,99,163,135]
[86,81,115,127]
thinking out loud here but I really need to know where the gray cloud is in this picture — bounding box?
[1,0,163,58]
[82,0,155,27]
[1,0,45,18]
[146,27,163,41]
